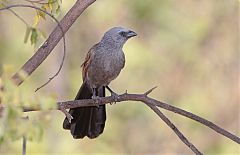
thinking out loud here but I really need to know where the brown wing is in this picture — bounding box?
[81,44,98,82]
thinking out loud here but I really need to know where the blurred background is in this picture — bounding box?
[0,0,239,154]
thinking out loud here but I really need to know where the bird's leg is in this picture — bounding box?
[92,88,97,99]
[92,88,100,107]
[106,86,119,104]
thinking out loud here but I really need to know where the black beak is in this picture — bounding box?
[127,30,137,38]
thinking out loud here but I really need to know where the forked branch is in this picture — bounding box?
[6,90,239,145]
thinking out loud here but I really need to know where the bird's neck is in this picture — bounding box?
[99,38,123,51]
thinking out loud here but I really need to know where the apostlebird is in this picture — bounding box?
[63,27,137,139]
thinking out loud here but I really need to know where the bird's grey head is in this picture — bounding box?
[100,27,137,49]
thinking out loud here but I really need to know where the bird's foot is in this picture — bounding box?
[92,94,101,100]
[92,95,101,107]
[110,92,120,105]
[59,102,73,123]
[106,86,119,104]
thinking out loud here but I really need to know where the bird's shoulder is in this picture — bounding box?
[81,44,98,66]
[81,43,99,81]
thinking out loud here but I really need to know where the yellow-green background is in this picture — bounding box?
[0,0,239,154]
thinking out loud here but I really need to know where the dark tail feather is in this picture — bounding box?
[62,82,106,139]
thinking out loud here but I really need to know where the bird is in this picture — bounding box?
[63,27,137,139]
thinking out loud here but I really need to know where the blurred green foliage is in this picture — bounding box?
[0,0,239,155]
[0,67,56,146]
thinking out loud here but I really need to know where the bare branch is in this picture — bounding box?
[141,96,240,144]
[3,0,96,86]
[7,8,29,27]
[144,86,157,95]
[3,92,238,144]
[25,0,58,5]
[1,91,239,154]
[34,33,66,91]
[147,104,203,155]
[0,4,67,90]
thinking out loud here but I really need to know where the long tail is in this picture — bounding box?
[63,82,106,139]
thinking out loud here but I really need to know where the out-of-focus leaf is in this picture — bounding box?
[37,10,46,20]
[43,4,49,10]
[0,0,7,8]
[33,15,40,27]
[30,28,38,45]
[0,3,4,8]
[3,64,14,74]
[0,71,52,145]
[34,122,44,141]
[24,27,31,43]
[39,94,57,111]
[0,136,4,144]
[0,64,2,76]
[48,0,62,14]
[0,77,3,92]
[56,4,61,14]
[7,106,21,120]
[26,120,44,142]
[48,0,53,13]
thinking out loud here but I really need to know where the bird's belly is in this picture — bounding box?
[87,57,122,88]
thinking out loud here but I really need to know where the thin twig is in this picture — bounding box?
[7,0,95,86]
[0,4,66,92]
[25,0,46,2]
[7,8,29,27]
[25,0,58,5]
[22,136,27,155]
[147,104,203,155]
[35,39,66,92]
[22,116,28,155]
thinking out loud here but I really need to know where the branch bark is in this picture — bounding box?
[0,4,66,91]
[147,104,203,155]
[10,0,96,86]
[18,92,240,144]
